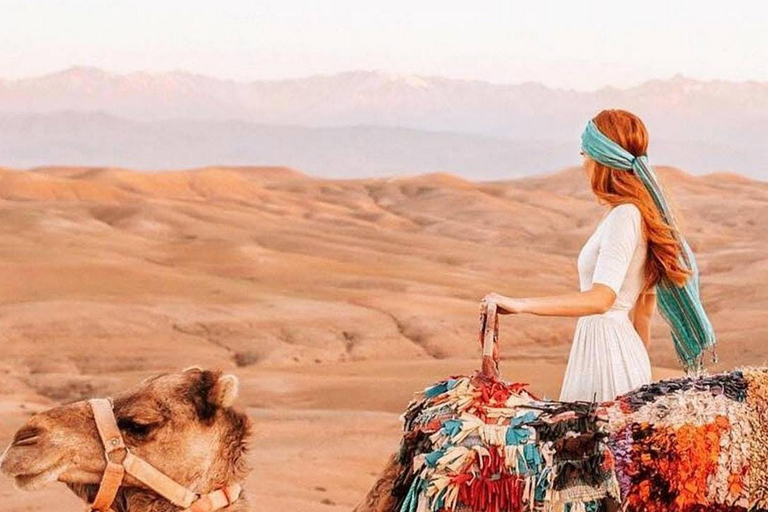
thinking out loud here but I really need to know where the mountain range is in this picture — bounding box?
[1,67,766,179]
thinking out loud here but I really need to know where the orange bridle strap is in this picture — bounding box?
[87,398,242,512]
[89,398,127,511]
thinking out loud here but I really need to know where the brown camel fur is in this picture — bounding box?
[354,454,402,512]
[1,367,251,512]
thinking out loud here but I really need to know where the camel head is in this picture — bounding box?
[1,367,251,511]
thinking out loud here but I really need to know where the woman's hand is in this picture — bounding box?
[481,292,527,314]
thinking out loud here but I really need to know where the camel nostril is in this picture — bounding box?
[12,426,44,447]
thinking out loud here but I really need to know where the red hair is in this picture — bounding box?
[587,109,691,291]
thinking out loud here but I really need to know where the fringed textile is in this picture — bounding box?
[392,367,768,512]
[393,372,617,512]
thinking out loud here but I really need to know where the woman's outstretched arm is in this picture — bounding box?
[484,284,616,317]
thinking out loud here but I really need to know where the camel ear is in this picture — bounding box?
[208,374,239,408]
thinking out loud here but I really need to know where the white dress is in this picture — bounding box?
[559,203,653,403]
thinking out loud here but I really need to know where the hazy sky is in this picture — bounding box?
[2,0,766,90]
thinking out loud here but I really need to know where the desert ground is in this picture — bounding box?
[0,165,766,511]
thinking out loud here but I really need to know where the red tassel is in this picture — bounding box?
[454,447,525,512]
[467,379,541,421]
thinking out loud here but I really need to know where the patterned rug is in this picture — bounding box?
[391,367,768,512]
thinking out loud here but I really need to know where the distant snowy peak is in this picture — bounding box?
[6,66,766,93]
[2,68,766,128]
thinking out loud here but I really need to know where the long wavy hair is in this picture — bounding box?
[585,109,691,292]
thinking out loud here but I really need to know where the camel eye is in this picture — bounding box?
[117,418,155,438]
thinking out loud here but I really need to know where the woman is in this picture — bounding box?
[481,109,717,402]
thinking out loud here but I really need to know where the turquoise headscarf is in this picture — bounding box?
[580,119,717,373]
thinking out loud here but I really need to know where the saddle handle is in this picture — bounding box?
[478,301,500,379]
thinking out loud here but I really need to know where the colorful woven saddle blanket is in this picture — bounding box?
[392,367,768,512]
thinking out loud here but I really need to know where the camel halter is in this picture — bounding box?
[86,398,242,512]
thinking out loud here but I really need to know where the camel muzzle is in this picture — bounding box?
[1,424,62,489]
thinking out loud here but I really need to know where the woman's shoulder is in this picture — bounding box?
[599,202,643,241]
[607,202,642,225]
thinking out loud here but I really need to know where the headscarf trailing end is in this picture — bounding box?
[580,119,717,374]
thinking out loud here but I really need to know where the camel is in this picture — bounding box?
[354,365,767,512]
[354,304,768,512]
[0,367,251,512]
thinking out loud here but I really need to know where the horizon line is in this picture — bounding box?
[1,163,759,185]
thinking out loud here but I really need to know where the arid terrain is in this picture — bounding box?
[0,165,766,511]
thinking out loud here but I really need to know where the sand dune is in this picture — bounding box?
[0,165,766,511]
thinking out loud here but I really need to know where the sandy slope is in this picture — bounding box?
[0,165,766,510]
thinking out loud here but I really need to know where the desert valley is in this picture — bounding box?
[0,164,766,511]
